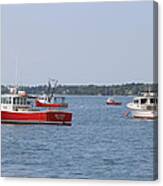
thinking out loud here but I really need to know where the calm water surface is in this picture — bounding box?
[1,96,157,180]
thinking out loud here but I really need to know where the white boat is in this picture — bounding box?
[127,92,158,119]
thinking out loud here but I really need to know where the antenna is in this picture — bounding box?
[15,57,19,91]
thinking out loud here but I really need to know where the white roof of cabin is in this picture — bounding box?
[1,94,27,98]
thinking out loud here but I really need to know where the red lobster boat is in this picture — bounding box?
[36,97,68,108]
[106,98,122,106]
[35,79,68,108]
[1,89,72,126]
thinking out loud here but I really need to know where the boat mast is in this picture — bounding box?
[14,57,19,94]
[47,78,58,102]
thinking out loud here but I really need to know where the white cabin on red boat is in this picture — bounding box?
[1,91,31,112]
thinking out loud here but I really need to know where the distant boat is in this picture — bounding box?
[106,98,122,106]
[127,91,158,119]
[35,79,68,108]
[36,96,68,108]
[1,88,72,126]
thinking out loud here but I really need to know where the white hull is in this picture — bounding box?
[127,101,157,119]
[130,110,157,119]
[126,92,158,119]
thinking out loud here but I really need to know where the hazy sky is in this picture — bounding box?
[1,1,154,85]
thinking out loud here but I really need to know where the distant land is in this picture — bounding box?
[1,83,158,96]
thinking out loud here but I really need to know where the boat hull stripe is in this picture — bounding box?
[1,120,71,125]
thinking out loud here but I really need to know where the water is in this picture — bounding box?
[1,96,157,180]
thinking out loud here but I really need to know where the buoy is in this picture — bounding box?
[123,111,130,118]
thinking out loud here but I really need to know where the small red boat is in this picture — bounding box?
[1,89,72,126]
[106,98,122,106]
[36,97,68,108]
[35,79,68,108]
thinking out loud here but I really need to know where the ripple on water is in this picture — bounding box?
[1,96,157,180]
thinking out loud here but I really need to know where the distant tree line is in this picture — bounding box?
[1,83,158,96]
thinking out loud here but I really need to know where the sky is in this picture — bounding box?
[1,1,154,85]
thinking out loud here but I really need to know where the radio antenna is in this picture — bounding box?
[15,57,19,90]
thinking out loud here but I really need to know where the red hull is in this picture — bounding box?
[1,110,72,126]
[36,100,68,108]
[106,102,122,106]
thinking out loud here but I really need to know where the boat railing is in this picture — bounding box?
[138,91,158,97]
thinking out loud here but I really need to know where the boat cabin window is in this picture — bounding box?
[13,97,27,105]
[150,98,155,104]
[23,98,26,105]
[134,99,139,104]
[2,97,7,104]
[27,100,31,105]
[1,97,12,104]
[150,98,158,104]
[13,98,18,105]
[1,98,4,104]
[20,98,23,105]
[140,98,147,104]
[6,98,9,104]
[13,98,16,104]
